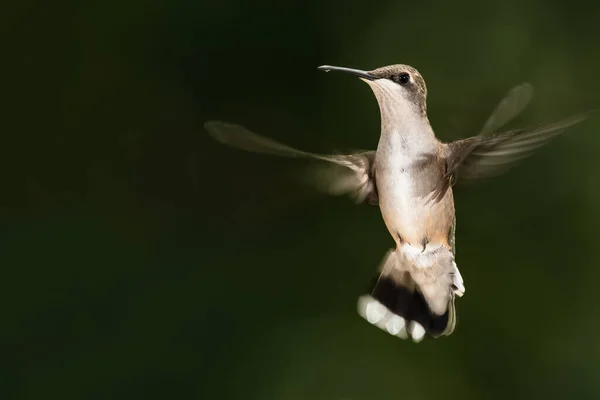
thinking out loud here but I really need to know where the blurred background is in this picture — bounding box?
[4,0,600,398]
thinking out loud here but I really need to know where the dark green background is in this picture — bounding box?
[4,0,600,398]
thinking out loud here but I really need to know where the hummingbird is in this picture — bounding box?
[204,63,590,343]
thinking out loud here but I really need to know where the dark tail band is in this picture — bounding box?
[368,274,454,338]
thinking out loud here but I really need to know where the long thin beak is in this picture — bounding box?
[317,65,376,81]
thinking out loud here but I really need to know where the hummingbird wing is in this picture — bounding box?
[204,121,378,204]
[441,82,592,184]
[434,83,534,142]
[477,83,534,137]
[444,112,589,184]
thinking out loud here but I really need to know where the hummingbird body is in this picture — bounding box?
[205,63,589,343]
[362,73,462,340]
[373,88,453,248]
[368,150,460,339]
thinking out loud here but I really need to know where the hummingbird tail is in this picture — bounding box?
[357,249,461,342]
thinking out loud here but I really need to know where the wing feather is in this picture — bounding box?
[204,121,378,204]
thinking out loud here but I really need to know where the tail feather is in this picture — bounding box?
[357,249,463,342]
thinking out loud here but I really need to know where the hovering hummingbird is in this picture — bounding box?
[204,64,590,343]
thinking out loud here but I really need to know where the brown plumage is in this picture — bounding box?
[368,64,429,116]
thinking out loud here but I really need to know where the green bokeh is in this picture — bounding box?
[4,0,600,398]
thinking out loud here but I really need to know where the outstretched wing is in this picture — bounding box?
[426,83,590,202]
[204,121,378,204]
[477,83,534,137]
[444,112,589,184]
[444,82,590,183]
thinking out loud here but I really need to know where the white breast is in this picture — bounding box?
[374,129,436,244]
[376,170,424,243]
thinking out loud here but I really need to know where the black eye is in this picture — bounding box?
[393,73,410,85]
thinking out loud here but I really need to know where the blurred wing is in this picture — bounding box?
[445,112,589,183]
[478,83,534,137]
[434,83,534,142]
[204,121,378,204]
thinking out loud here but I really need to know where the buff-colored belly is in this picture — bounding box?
[377,170,454,248]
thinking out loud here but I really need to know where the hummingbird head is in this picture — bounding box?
[317,64,428,118]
